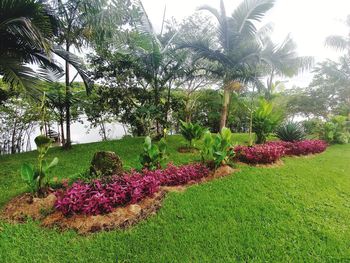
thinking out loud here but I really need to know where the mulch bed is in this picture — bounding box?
[0,165,237,235]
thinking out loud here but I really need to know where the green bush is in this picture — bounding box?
[20,135,59,196]
[201,127,235,168]
[276,122,306,142]
[320,115,350,144]
[139,136,167,170]
[252,99,282,144]
[179,120,206,148]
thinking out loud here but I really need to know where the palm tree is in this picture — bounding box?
[260,34,313,100]
[181,0,275,130]
[325,15,350,54]
[0,0,59,93]
[50,0,103,148]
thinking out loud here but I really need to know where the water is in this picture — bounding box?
[29,117,128,150]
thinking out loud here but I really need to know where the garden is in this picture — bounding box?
[1,0,350,262]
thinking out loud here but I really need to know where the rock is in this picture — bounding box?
[90,151,123,177]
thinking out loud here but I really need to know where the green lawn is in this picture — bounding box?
[0,134,349,262]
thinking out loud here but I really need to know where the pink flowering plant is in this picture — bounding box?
[55,163,210,216]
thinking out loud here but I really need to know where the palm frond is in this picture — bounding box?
[52,45,93,93]
[325,35,348,51]
[232,0,275,36]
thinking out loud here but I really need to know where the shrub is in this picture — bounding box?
[201,128,235,168]
[276,122,306,142]
[21,135,59,196]
[266,140,328,156]
[139,136,167,170]
[236,139,328,164]
[235,144,285,164]
[252,99,282,144]
[319,115,350,144]
[55,163,210,216]
[179,120,206,147]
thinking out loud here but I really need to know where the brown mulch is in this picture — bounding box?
[177,147,199,153]
[0,165,237,235]
[236,159,285,168]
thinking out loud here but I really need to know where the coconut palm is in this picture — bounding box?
[260,34,314,100]
[0,0,59,93]
[180,0,275,130]
[325,15,350,53]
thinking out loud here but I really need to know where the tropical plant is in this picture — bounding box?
[139,136,167,170]
[276,122,306,142]
[252,99,282,144]
[20,135,59,196]
[320,115,350,144]
[0,0,59,92]
[50,0,106,148]
[181,0,276,130]
[201,127,235,168]
[179,120,206,148]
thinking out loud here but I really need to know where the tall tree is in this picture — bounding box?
[181,0,275,130]
[51,0,103,148]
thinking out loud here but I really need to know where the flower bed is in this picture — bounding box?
[235,144,285,164]
[235,140,327,164]
[55,163,210,216]
[266,140,328,156]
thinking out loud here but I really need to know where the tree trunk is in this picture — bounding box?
[59,106,65,145]
[64,43,71,149]
[219,86,230,131]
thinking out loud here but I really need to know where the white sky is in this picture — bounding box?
[142,0,350,87]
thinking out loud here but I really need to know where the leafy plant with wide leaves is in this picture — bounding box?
[21,135,59,196]
[201,127,235,168]
[139,136,167,170]
[252,99,282,144]
[179,120,206,148]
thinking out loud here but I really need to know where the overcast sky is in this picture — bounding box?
[142,0,350,87]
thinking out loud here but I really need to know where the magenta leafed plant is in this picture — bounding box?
[55,163,210,216]
[266,140,328,156]
[236,139,328,164]
[235,144,285,164]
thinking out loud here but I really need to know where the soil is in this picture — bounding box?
[1,165,237,235]
[237,159,284,168]
[177,147,199,153]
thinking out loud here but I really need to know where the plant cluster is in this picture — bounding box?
[55,163,210,215]
[276,122,306,142]
[236,139,327,164]
[266,140,328,156]
[252,99,282,144]
[21,135,59,196]
[319,115,350,144]
[139,136,167,170]
[235,144,285,164]
[201,128,235,168]
[179,120,206,148]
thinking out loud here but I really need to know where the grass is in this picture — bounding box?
[0,134,349,262]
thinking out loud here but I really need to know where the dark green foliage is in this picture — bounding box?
[201,128,235,168]
[139,136,167,170]
[253,99,282,144]
[20,135,58,195]
[179,120,206,147]
[276,122,306,142]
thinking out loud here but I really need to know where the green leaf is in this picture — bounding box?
[20,163,34,182]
